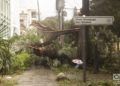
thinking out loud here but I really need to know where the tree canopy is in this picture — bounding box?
[90,0,120,36]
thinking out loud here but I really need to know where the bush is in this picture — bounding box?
[0,77,16,86]
[11,51,31,71]
[103,52,120,73]
[58,43,77,58]
[0,39,12,75]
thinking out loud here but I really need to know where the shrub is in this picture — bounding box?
[11,51,31,71]
[0,39,12,75]
[58,43,77,58]
[103,52,120,73]
[0,77,16,86]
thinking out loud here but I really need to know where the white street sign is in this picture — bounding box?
[74,16,114,25]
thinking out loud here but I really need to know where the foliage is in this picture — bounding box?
[42,17,77,46]
[0,35,23,75]
[88,26,120,72]
[58,80,115,86]
[9,28,43,72]
[11,51,31,71]
[20,28,42,44]
[59,42,77,58]
[51,40,62,50]
[103,52,120,73]
[88,0,120,73]
[87,81,115,86]
[41,16,58,30]
[30,54,47,66]
[0,77,16,86]
[0,38,12,75]
[90,0,120,36]
[54,67,114,86]
[64,20,74,30]
[64,20,78,45]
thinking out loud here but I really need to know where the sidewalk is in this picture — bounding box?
[15,67,57,86]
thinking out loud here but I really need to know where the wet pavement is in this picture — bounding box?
[15,67,57,86]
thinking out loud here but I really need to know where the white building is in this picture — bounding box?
[0,0,11,39]
[20,9,38,35]
[11,0,20,36]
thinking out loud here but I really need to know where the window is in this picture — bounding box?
[31,12,37,18]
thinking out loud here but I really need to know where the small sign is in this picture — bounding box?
[74,16,114,25]
[113,74,120,81]
[113,74,120,85]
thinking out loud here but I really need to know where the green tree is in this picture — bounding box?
[88,0,120,73]
[41,16,58,30]
[0,38,13,75]
[90,0,120,36]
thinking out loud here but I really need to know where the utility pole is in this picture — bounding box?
[56,0,64,30]
[56,0,64,44]
[60,9,64,44]
[81,0,89,82]
[37,0,40,21]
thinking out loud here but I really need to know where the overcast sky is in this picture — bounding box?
[19,0,82,20]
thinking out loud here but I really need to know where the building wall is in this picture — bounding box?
[0,0,11,39]
[20,11,28,28]
[11,0,20,36]
[20,9,38,35]
[27,9,38,27]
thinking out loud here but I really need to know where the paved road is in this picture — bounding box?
[15,67,57,86]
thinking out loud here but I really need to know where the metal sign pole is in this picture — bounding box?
[56,0,65,44]
[75,0,114,83]
[80,26,87,82]
[82,0,89,83]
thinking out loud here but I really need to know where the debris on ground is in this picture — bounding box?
[56,72,69,81]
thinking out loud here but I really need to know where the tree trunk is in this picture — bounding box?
[93,44,100,73]
[117,39,119,52]
[77,29,82,59]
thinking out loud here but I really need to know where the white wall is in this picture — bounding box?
[10,0,20,36]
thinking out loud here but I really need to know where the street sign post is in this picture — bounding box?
[56,0,64,11]
[74,16,114,25]
[74,15,114,82]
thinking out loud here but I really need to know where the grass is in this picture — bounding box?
[0,66,117,86]
[53,66,116,86]
[0,76,17,86]
[57,79,115,86]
